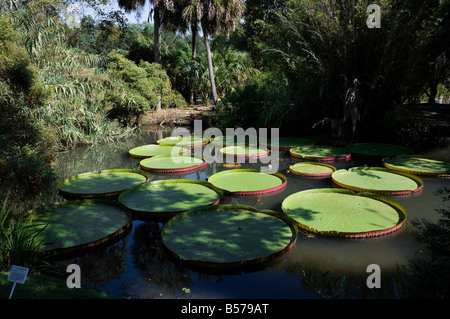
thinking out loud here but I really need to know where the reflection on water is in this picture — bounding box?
[51,128,449,299]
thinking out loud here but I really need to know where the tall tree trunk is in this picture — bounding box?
[190,23,198,105]
[191,23,197,59]
[202,24,218,106]
[154,4,161,64]
[154,4,162,111]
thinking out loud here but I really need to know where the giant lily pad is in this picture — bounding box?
[157,136,209,147]
[290,145,351,161]
[219,145,270,159]
[347,143,414,157]
[289,162,336,178]
[59,169,149,199]
[140,155,207,173]
[129,144,190,158]
[281,189,407,238]
[24,200,131,254]
[331,167,423,195]
[266,137,315,150]
[161,205,298,269]
[383,155,450,177]
[118,179,223,218]
[207,169,286,195]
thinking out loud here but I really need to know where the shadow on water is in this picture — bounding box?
[49,128,449,299]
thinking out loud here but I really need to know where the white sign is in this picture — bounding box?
[8,265,29,299]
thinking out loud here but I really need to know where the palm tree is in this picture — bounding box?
[182,0,246,105]
[118,0,179,111]
[118,0,179,64]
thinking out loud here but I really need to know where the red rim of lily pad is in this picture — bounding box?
[128,144,191,159]
[289,162,336,178]
[219,145,270,159]
[281,188,407,238]
[207,169,287,196]
[161,204,298,270]
[331,167,423,195]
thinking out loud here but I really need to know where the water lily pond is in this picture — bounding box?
[50,127,449,299]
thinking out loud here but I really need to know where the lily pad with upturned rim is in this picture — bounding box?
[219,145,270,159]
[347,143,414,157]
[157,136,210,147]
[289,162,336,178]
[140,155,207,173]
[207,169,287,195]
[128,144,190,159]
[118,179,223,218]
[382,155,450,177]
[290,145,351,161]
[58,169,149,199]
[24,200,132,254]
[161,204,298,269]
[331,166,423,195]
[281,188,407,238]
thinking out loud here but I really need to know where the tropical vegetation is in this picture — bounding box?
[0,0,449,298]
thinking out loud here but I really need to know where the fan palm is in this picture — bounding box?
[181,0,246,105]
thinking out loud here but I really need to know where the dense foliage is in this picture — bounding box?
[0,0,449,290]
[105,50,187,125]
[213,0,450,141]
[0,15,56,206]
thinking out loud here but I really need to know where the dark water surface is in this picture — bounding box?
[52,127,450,299]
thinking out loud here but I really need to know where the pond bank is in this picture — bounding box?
[140,105,214,127]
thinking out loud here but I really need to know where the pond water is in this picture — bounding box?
[51,127,450,299]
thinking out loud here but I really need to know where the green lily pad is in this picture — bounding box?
[118,179,223,218]
[140,155,207,173]
[219,145,269,158]
[347,143,414,157]
[161,205,297,269]
[281,189,407,238]
[289,162,336,177]
[24,200,131,254]
[157,136,209,147]
[129,144,190,158]
[332,167,423,195]
[59,169,149,199]
[290,145,351,161]
[267,137,315,149]
[383,155,450,176]
[207,169,286,195]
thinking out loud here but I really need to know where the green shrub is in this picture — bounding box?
[0,15,56,207]
[104,51,187,125]
[212,71,296,131]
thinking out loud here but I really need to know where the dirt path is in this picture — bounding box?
[141,105,214,127]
